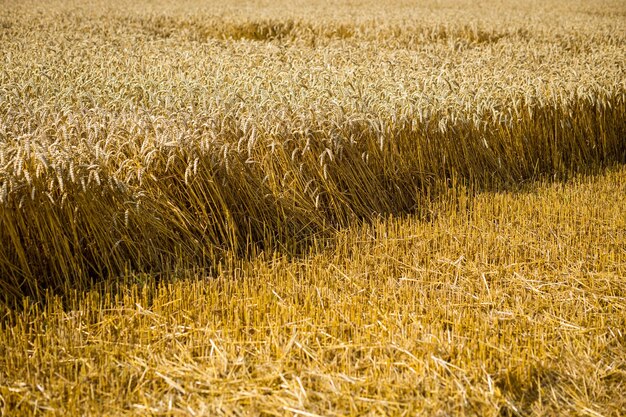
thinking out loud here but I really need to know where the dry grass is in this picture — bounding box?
[1,167,625,416]
[1,0,625,415]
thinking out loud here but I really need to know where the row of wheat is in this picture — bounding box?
[0,0,625,301]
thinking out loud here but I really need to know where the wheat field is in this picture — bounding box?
[0,0,625,415]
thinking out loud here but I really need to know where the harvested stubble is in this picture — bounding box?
[1,166,625,416]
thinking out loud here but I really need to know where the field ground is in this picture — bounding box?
[1,167,625,416]
[1,0,625,415]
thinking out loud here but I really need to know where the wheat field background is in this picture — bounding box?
[0,0,625,415]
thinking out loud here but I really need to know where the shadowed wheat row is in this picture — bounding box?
[1,94,624,301]
[0,0,625,300]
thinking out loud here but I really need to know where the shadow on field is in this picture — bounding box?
[120,15,533,49]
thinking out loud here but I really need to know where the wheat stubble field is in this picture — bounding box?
[1,0,625,415]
